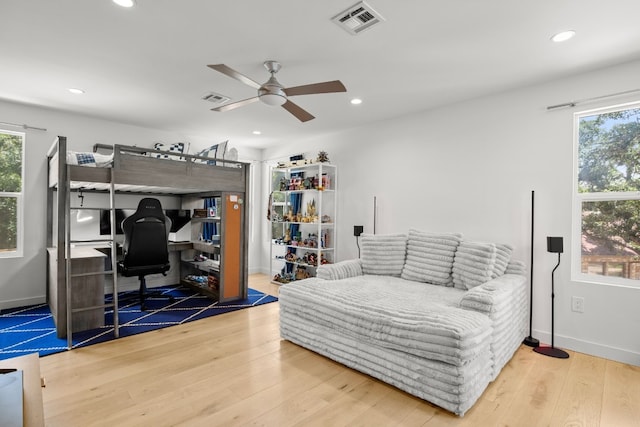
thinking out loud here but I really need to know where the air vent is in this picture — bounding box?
[201,92,231,105]
[332,1,385,35]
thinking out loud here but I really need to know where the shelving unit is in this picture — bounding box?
[269,162,337,284]
[180,192,246,302]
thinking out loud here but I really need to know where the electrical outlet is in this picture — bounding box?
[354,225,364,237]
[571,296,585,313]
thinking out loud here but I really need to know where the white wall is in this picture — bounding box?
[261,59,640,366]
[0,100,262,309]
[3,58,639,367]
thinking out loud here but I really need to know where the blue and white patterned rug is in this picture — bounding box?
[0,286,277,361]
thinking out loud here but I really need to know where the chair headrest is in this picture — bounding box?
[131,198,165,221]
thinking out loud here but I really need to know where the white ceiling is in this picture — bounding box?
[2,0,640,150]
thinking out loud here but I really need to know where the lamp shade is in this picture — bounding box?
[547,236,563,253]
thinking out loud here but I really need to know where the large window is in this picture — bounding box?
[573,102,640,286]
[0,130,24,258]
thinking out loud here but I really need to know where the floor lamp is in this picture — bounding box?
[534,236,570,359]
[523,190,539,347]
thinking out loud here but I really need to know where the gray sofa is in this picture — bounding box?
[279,230,528,416]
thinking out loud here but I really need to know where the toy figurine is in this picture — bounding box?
[317,151,329,163]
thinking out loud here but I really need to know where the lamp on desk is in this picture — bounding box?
[534,236,570,359]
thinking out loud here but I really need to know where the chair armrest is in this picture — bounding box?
[316,259,363,280]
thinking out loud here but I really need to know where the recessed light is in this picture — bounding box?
[551,30,576,43]
[350,98,362,105]
[68,88,85,94]
[252,130,261,135]
[113,0,135,7]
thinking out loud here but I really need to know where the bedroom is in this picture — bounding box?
[1,0,639,424]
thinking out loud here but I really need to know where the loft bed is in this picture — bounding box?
[46,136,250,347]
[47,138,248,195]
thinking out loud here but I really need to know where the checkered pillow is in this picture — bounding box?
[152,142,186,160]
[194,141,228,165]
[66,151,113,167]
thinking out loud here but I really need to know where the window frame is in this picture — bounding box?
[572,101,640,288]
[0,129,25,258]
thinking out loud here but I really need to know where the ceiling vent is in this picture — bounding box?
[201,92,231,105]
[332,1,385,35]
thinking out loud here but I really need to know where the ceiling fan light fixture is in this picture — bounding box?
[260,92,287,106]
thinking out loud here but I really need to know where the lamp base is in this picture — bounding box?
[523,336,540,347]
[533,346,570,359]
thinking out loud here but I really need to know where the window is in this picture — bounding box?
[573,102,640,287]
[0,130,24,258]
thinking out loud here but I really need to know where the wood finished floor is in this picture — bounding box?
[39,274,640,426]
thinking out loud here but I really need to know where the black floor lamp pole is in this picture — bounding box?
[534,237,569,359]
[524,190,539,347]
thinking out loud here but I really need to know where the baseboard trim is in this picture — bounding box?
[533,329,640,367]
[0,296,46,311]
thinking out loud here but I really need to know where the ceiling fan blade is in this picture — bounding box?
[284,80,347,97]
[207,64,262,90]
[282,100,315,122]
[211,97,260,112]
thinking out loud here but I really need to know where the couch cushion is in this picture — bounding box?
[452,241,497,290]
[401,230,462,286]
[491,244,514,278]
[505,259,526,275]
[360,233,407,277]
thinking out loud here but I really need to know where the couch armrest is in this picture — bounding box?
[459,274,525,314]
[460,273,528,380]
[316,259,363,280]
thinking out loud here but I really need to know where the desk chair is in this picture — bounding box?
[118,198,174,311]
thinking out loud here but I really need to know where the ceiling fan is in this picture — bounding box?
[207,60,347,122]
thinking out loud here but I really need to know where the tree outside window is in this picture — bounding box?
[575,103,640,286]
[0,130,24,257]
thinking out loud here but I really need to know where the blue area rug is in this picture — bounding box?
[0,286,277,361]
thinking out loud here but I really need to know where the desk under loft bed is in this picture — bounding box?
[46,136,250,347]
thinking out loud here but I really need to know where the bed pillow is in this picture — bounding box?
[66,151,113,167]
[491,243,514,278]
[194,141,228,165]
[152,142,186,160]
[452,241,497,290]
[360,233,407,277]
[400,229,462,286]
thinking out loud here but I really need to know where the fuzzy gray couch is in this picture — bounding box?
[279,230,528,416]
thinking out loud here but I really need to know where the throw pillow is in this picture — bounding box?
[360,233,407,277]
[152,142,186,160]
[400,229,463,286]
[491,243,514,278]
[66,151,113,167]
[194,141,228,165]
[452,241,497,290]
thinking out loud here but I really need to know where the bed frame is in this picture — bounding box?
[46,136,250,347]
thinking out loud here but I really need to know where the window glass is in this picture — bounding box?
[0,130,24,257]
[575,104,640,286]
